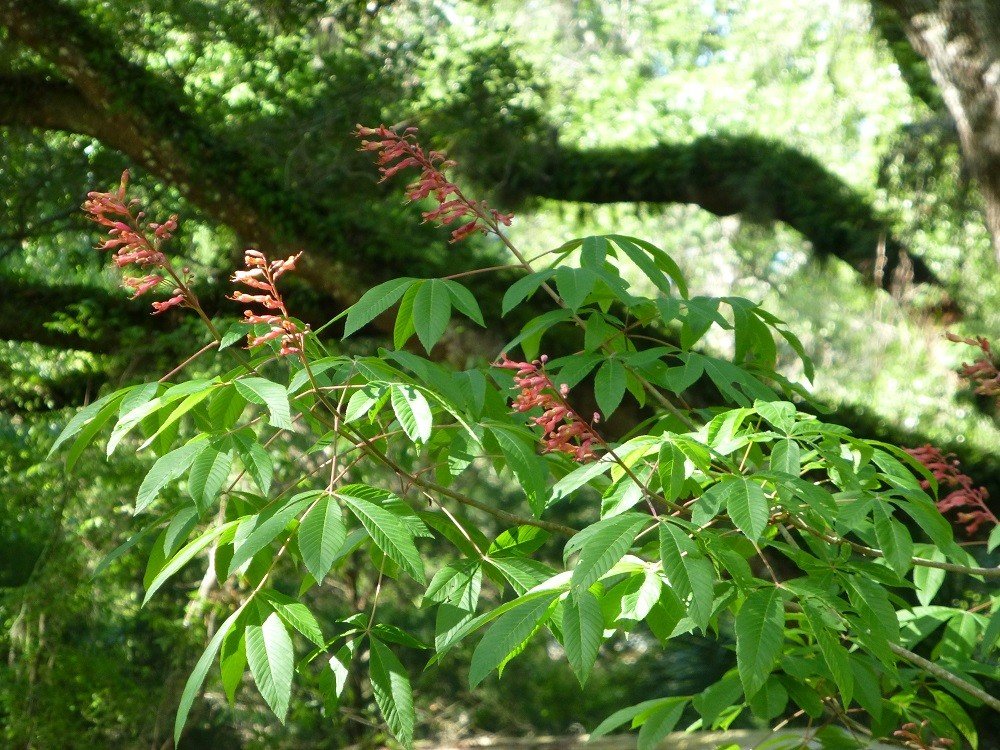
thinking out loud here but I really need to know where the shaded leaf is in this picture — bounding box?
[735,587,786,697]
[369,637,415,749]
[563,589,604,686]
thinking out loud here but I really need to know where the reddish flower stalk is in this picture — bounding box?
[893,721,954,750]
[496,354,601,462]
[230,249,305,356]
[946,332,1000,399]
[905,444,996,536]
[82,170,193,315]
[356,124,513,243]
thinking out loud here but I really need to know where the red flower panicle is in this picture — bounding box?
[497,354,601,462]
[356,124,512,243]
[230,250,305,356]
[946,332,999,398]
[82,170,188,314]
[905,444,996,536]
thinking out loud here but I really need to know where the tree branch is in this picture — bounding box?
[0,74,108,139]
[0,0,949,307]
[888,641,1000,713]
[493,135,941,289]
[0,0,379,313]
[874,0,1000,264]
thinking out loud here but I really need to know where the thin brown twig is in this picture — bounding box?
[887,641,1000,713]
[298,354,579,537]
[787,516,1000,577]
[158,340,219,383]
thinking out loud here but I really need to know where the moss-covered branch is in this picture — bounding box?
[0,0,386,312]
[0,0,943,303]
[0,279,171,353]
[489,135,940,288]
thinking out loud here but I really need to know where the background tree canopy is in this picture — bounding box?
[1,0,998,747]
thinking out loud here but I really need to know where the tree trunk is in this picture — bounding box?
[878,0,1000,264]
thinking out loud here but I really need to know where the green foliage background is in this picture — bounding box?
[1,0,998,747]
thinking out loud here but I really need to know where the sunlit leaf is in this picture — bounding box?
[246,609,294,722]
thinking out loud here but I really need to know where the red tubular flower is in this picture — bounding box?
[230,249,305,356]
[83,170,191,314]
[946,332,1000,397]
[121,274,165,299]
[356,124,513,243]
[151,294,186,315]
[905,443,996,536]
[893,720,954,750]
[496,354,601,462]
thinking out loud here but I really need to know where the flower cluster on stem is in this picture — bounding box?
[893,721,954,750]
[946,332,999,399]
[496,354,601,462]
[356,124,512,243]
[82,170,192,315]
[230,250,305,355]
[905,444,996,535]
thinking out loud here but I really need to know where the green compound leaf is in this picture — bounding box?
[502,269,555,316]
[263,589,325,647]
[187,445,233,513]
[801,602,853,707]
[341,495,425,583]
[246,609,294,722]
[721,477,770,542]
[412,278,452,353]
[563,589,604,686]
[469,592,558,687]
[390,384,432,444]
[658,521,714,630]
[175,605,245,745]
[571,513,647,591]
[234,378,292,430]
[229,494,315,575]
[735,587,785,697]
[297,495,347,583]
[343,277,416,338]
[594,358,627,418]
[369,637,415,749]
[136,440,209,514]
[444,279,485,326]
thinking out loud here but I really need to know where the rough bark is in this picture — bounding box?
[871,4,946,111]
[876,0,1000,263]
